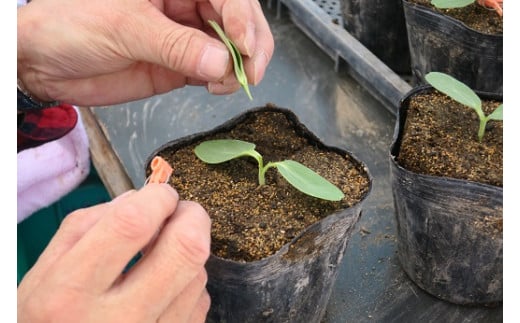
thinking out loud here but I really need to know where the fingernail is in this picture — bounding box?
[198,43,229,80]
[208,81,240,95]
[159,183,178,197]
[252,50,268,85]
[243,22,256,57]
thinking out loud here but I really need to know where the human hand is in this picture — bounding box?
[18,184,212,323]
[17,0,274,106]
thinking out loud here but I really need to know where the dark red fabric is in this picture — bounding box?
[17,104,78,153]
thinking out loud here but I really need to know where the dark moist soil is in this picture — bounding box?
[155,109,370,262]
[396,90,503,188]
[408,0,503,34]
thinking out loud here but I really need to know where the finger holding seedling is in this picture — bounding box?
[212,0,274,82]
[206,0,274,98]
[208,20,253,100]
[237,0,275,86]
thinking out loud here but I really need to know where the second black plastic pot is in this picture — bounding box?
[389,86,503,305]
[145,105,373,322]
[340,0,411,75]
[402,0,503,95]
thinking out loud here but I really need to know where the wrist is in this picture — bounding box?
[18,6,58,107]
[17,78,60,110]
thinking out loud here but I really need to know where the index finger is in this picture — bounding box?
[242,0,274,85]
[114,201,211,313]
[209,0,257,56]
[52,184,179,292]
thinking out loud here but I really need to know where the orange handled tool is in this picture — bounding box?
[145,156,173,184]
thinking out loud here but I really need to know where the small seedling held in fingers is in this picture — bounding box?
[194,139,345,201]
[425,71,503,142]
[208,20,253,100]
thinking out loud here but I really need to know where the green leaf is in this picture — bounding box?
[194,139,345,201]
[425,72,481,111]
[431,0,474,9]
[488,104,503,121]
[194,139,257,164]
[208,20,253,100]
[275,160,345,201]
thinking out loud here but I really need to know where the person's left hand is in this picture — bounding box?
[17,0,274,106]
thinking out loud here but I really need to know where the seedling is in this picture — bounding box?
[431,0,502,17]
[194,139,345,201]
[424,71,503,142]
[208,20,253,100]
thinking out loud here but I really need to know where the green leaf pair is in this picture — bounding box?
[431,0,503,16]
[424,72,503,142]
[194,139,345,201]
[431,0,475,9]
[208,20,253,100]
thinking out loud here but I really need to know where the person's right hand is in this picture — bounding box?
[17,184,212,323]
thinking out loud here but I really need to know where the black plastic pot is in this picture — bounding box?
[402,0,503,95]
[389,86,503,305]
[145,105,373,322]
[340,0,411,75]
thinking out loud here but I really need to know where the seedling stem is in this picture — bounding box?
[208,20,253,100]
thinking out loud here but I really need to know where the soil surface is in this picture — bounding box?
[408,0,503,34]
[154,108,371,262]
[396,90,503,187]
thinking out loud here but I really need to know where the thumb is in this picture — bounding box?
[128,9,231,82]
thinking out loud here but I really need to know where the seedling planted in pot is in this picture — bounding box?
[194,139,345,201]
[431,0,503,16]
[425,71,503,142]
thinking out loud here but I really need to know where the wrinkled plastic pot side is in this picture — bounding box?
[340,0,411,75]
[402,0,503,95]
[145,105,373,322]
[389,87,503,305]
[205,206,362,322]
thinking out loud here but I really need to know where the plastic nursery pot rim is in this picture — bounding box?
[145,104,374,264]
[402,0,503,95]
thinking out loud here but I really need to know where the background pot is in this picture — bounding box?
[389,86,503,305]
[402,0,503,95]
[340,0,411,75]
[145,105,373,322]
